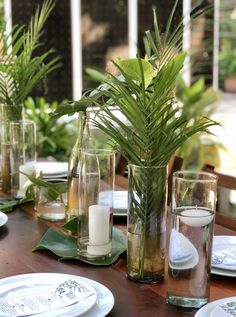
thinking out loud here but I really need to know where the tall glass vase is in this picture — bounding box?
[77,149,115,259]
[0,104,23,193]
[127,164,167,283]
[67,111,93,219]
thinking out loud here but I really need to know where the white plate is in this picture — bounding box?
[195,297,236,317]
[36,162,68,176]
[211,266,236,277]
[211,236,236,274]
[0,211,8,227]
[0,273,114,317]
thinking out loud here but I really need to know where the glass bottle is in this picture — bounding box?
[67,111,93,219]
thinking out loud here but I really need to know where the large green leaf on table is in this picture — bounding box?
[0,198,20,213]
[33,227,127,266]
[0,196,33,213]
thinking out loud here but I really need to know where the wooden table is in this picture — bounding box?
[0,203,236,317]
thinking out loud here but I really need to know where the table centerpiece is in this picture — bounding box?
[53,4,218,283]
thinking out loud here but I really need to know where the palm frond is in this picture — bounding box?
[52,1,218,169]
[0,0,60,107]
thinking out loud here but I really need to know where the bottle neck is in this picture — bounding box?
[75,111,92,149]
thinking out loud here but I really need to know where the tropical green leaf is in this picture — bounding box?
[62,216,77,234]
[0,0,60,108]
[33,226,127,266]
[115,58,156,88]
[0,198,20,213]
[0,195,33,213]
[21,172,67,201]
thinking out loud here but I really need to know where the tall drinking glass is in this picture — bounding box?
[77,149,115,259]
[10,120,36,198]
[166,171,217,309]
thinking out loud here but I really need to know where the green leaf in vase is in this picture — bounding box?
[21,172,67,202]
[115,57,157,88]
[33,227,127,266]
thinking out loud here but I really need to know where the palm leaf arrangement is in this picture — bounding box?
[53,2,218,282]
[0,0,60,119]
[0,0,60,194]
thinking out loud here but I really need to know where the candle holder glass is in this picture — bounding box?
[77,149,115,259]
[10,120,36,198]
[34,178,67,221]
[166,170,218,309]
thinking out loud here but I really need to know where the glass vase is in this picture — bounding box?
[10,120,36,198]
[77,149,115,259]
[127,164,167,283]
[67,111,93,219]
[0,104,23,193]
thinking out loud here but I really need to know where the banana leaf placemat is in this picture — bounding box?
[33,217,127,266]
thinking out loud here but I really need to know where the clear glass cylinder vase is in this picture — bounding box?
[127,164,167,283]
[77,149,115,260]
[0,104,24,193]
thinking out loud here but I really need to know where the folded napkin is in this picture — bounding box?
[169,229,193,262]
[169,229,199,269]
[212,248,236,270]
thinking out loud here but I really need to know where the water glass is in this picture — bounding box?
[34,179,66,221]
[10,120,36,198]
[76,149,115,259]
[166,171,218,309]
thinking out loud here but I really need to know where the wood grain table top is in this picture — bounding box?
[0,202,236,317]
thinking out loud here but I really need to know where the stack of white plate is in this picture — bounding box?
[211,235,236,277]
[0,273,114,317]
[195,296,236,317]
[36,162,68,179]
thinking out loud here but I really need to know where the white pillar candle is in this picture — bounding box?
[87,242,112,256]
[18,162,36,196]
[180,208,214,227]
[88,204,111,255]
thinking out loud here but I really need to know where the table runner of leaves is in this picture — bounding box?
[33,217,127,266]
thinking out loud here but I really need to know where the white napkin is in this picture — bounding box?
[212,248,236,270]
[169,229,199,269]
[169,229,193,262]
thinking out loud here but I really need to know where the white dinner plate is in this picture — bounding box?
[0,273,114,317]
[0,211,8,227]
[211,236,236,276]
[195,297,236,317]
[36,162,68,177]
[211,267,236,277]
